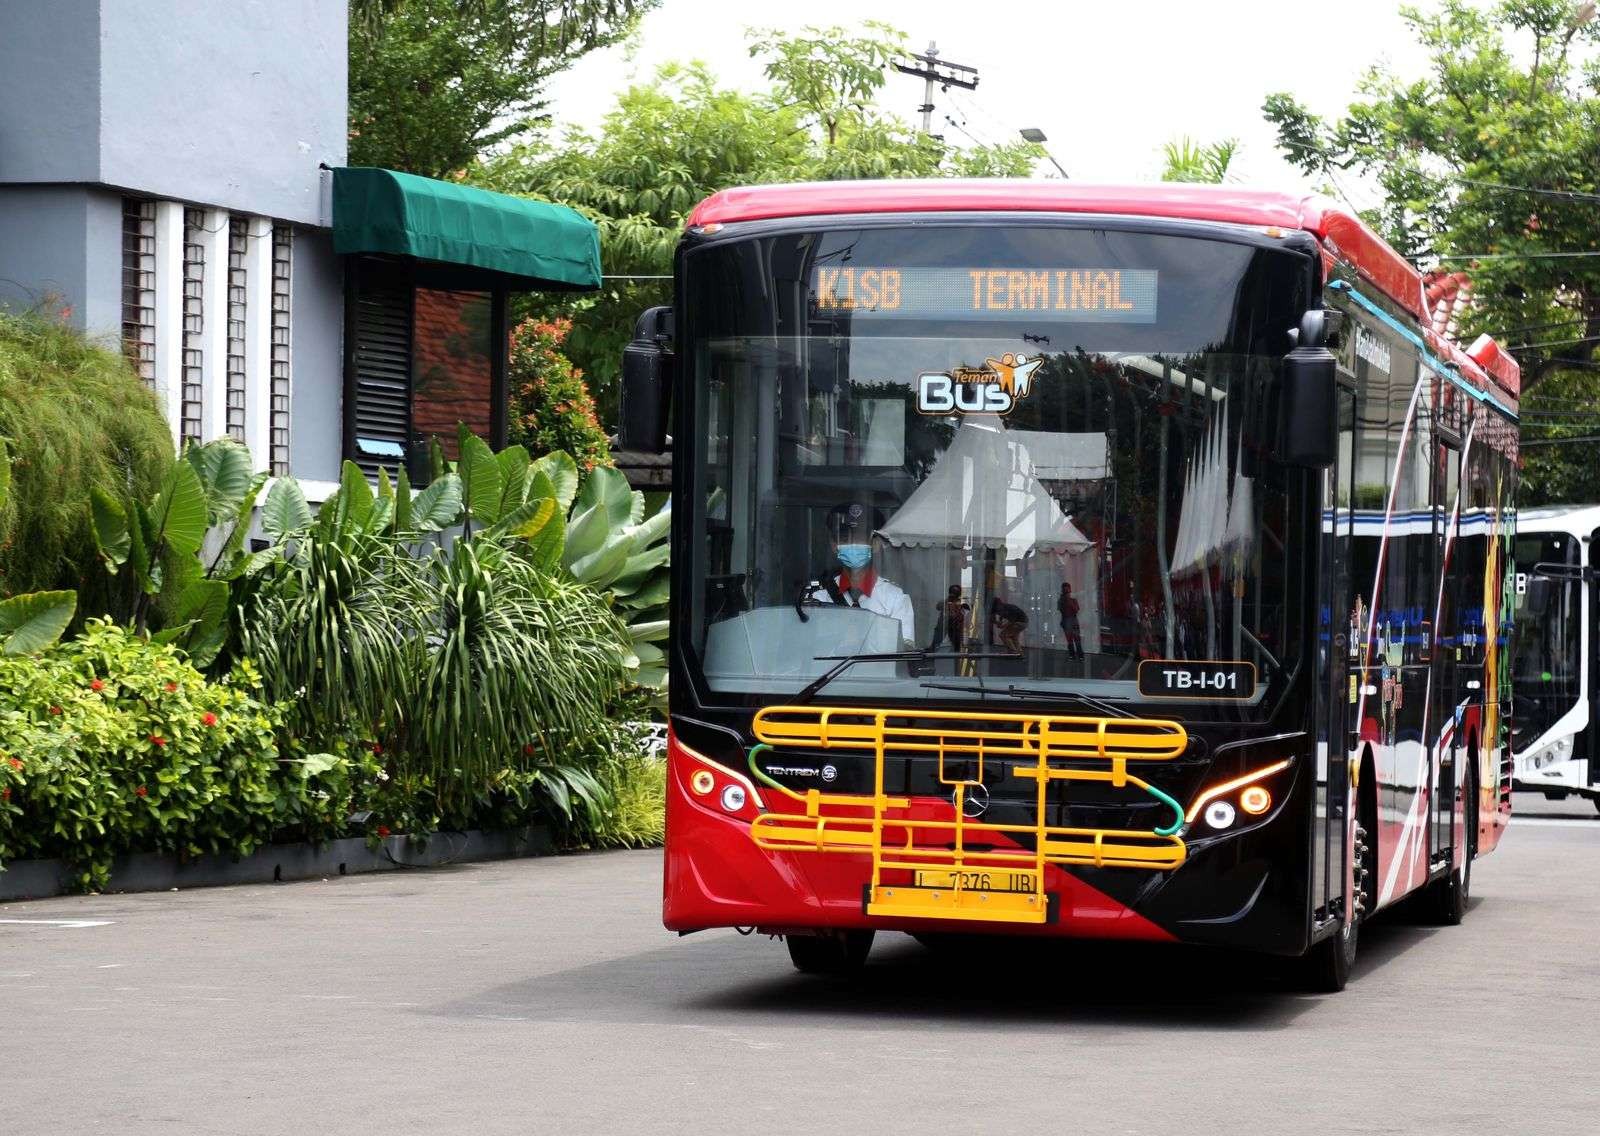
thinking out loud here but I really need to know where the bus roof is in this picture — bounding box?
[1519,504,1600,531]
[686,180,1520,401]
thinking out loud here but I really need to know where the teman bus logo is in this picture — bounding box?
[917,353,1044,415]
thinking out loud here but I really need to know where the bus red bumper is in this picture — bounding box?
[663,735,1176,942]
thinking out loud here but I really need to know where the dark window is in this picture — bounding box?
[343,257,508,481]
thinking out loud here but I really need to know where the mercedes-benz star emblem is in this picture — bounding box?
[956,781,990,817]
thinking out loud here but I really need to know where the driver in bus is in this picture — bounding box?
[809,502,916,647]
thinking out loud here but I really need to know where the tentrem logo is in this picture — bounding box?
[918,353,1043,415]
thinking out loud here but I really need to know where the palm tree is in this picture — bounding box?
[1160,137,1239,184]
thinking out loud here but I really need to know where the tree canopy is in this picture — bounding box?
[348,0,656,178]
[1264,0,1600,501]
[476,24,1042,424]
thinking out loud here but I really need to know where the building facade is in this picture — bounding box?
[0,1,598,495]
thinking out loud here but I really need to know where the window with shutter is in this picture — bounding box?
[343,257,510,483]
[348,260,413,479]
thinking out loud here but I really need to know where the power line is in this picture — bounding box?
[1507,335,1600,352]
[1433,250,1600,261]
[1520,434,1600,447]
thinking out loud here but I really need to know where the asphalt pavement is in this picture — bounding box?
[3,792,1597,1135]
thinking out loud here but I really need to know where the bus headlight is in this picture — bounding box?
[720,784,748,813]
[1186,758,1292,828]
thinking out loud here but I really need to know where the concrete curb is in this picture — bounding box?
[0,826,554,901]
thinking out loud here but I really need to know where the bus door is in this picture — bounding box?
[1313,385,1358,923]
[1431,440,1462,862]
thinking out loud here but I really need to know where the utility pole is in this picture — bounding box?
[894,41,978,138]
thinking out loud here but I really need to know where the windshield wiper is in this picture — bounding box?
[797,651,1018,704]
[918,681,1135,718]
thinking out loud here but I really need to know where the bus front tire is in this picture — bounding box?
[1428,771,1477,926]
[1299,810,1372,994]
[786,930,874,975]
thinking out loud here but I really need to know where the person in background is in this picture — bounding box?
[810,502,915,646]
[1058,581,1083,659]
[990,591,1028,653]
[928,584,971,653]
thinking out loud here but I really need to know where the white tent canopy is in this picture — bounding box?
[877,419,1096,553]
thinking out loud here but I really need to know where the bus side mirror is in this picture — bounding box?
[620,306,673,454]
[1278,310,1338,469]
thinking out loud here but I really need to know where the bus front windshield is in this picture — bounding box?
[1512,532,1583,751]
[683,223,1310,713]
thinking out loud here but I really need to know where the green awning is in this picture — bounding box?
[331,166,600,290]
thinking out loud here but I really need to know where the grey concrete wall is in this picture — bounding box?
[0,2,103,184]
[97,0,346,226]
[289,227,345,484]
[0,186,138,341]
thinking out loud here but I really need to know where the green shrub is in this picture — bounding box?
[0,310,173,605]
[0,621,347,890]
[589,714,666,848]
[507,317,612,472]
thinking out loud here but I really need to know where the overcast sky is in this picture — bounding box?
[543,0,1434,204]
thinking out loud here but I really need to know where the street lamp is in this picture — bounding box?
[1019,128,1069,179]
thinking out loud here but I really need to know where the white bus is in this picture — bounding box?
[1514,504,1600,810]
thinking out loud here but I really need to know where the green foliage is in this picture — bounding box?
[90,437,266,661]
[348,0,657,177]
[0,590,77,655]
[0,309,173,604]
[1160,137,1239,184]
[238,432,667,834]
[507,317,613,470]
[477,26,1042,421]
[1264,1,1600,390]
[587,713,666,849]
[0,622,333,890]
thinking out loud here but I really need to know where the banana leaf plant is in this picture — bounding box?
[89,438,267,664]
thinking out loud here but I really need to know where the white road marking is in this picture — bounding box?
[1510,816,1600,828]
[0,919,114,928]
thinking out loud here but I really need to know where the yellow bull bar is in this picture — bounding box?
[747,705,1190,925]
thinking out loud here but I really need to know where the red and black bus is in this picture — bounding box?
[621,182,1520,990]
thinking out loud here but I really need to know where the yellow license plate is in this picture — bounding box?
[913,869,1035,893]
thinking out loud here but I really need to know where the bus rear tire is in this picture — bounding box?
[786,930,874,975]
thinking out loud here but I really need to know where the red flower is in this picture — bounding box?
[164,682,178,693]
[6,757,20,771]
[150,735,167,748]
[47,705,62,716]
[90,679,105,692]
[371,741,383,755]
[135,785,148,798]
[1,787,10,802]
[201,712,218,727]
[376,825,391,838]
[523,744,536,757]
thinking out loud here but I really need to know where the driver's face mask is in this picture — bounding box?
[836,543,873,570]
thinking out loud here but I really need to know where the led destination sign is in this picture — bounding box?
[811,266,1158,322]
